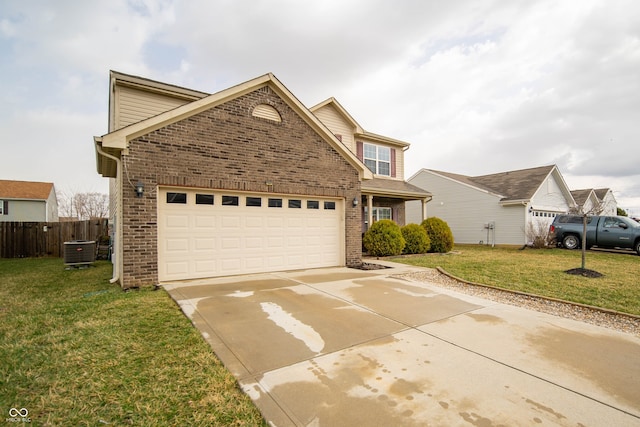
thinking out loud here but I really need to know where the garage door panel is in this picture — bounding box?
[286,254,304,265]
[195,215,215,229]
[158,188,344,281]
[245,237,263,249]
[194,238,215,250]
[166,215,189,228]
[287,237,304,247]
[245,257,265,269]
[245,216,264,228]
[222,216,241,228]
[222,258,242,272]
[222,237,241,249]
[166,262,188,276]
[268,216,285,226]
[195,260,217,273]
[166,238,189,252]
[266,255,285,266]
[286,217,304,228]
[267,236,285,249]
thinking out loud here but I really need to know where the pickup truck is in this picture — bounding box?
[549,215,640,255]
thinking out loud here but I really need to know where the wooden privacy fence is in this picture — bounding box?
[0,220,109,258]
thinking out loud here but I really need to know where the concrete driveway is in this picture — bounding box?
[163,262,640,427]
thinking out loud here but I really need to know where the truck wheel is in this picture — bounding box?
[562,235,580,250]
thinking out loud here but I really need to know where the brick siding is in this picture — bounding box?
[120,86,362,287]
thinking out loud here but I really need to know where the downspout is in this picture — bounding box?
[94,137,122,284]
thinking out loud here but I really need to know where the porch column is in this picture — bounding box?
[367,194,374,227]
[421,198,428,222]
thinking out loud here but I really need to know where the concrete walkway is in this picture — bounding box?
[163,262,640,427]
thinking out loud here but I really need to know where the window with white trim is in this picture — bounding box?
[0,200,7,215]
[365,207,392,222]
[363,143,391,176]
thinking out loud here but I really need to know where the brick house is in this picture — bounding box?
[95,71,430,288]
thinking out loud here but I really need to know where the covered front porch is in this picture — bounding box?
[361,178,432,231]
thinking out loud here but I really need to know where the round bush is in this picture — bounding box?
[421,217,454,253]
[401,223,431,254]
[363,219,405,257]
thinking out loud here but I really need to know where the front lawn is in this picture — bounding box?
[393,245,640,316]
[0,258,266,426]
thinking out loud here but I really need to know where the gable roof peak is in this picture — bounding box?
[309,97,364,133]
[97,72,373,180]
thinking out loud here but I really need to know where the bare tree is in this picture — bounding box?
[568,201,606,271]
[57,190,109,220]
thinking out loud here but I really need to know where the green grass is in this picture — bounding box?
[0,258,267,426]
[393,245,640,316]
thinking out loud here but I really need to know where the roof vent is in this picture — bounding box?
[252,104,281,122]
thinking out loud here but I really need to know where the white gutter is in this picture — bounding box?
[94,137,122,285]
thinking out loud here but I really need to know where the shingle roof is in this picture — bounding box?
[594,188,611,200]
[570,189,594,205]
[472,165,556,201]
[0,180,54,200]
[429,165,556,202]
[362,178,432,199]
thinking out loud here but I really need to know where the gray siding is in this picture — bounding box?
[0,200,46,222]
[407,170,527,245]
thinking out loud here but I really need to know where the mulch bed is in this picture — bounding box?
[350,262,391,270]
[565,268,603,278]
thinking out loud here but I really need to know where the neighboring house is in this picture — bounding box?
[570,189,600,214]
[95,71,429,288]
[406,165,576,246]
[0,180,59,222]
[594,188,617,216]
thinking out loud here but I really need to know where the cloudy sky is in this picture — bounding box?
[2,0,639,215]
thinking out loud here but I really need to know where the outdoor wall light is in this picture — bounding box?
[352,197,359,207]
[135,181,145,198]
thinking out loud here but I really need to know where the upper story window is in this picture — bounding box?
[0,200,7,215]
[363,143,391,176]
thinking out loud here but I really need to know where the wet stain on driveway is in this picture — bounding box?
[164,268,640,426]
[527,327,640,410]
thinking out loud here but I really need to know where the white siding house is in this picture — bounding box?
[407,165,576,246]
[594,188,617,216]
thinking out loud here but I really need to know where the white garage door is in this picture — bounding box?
[158,187,344,281]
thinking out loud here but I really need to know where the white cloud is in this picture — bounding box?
[0,0,638,214]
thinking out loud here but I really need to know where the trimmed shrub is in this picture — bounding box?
[401,223,431,254]
[421,217,454,253]
[363,219,405,257]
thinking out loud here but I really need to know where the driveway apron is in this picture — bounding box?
[163,263,640,427]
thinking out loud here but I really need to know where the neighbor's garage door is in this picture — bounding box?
[158,187,344,281]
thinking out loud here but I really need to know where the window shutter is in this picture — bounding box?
[356,141,363,160]
[391,148,396,177]
[3,200,8,215]
[335,134,342,142]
